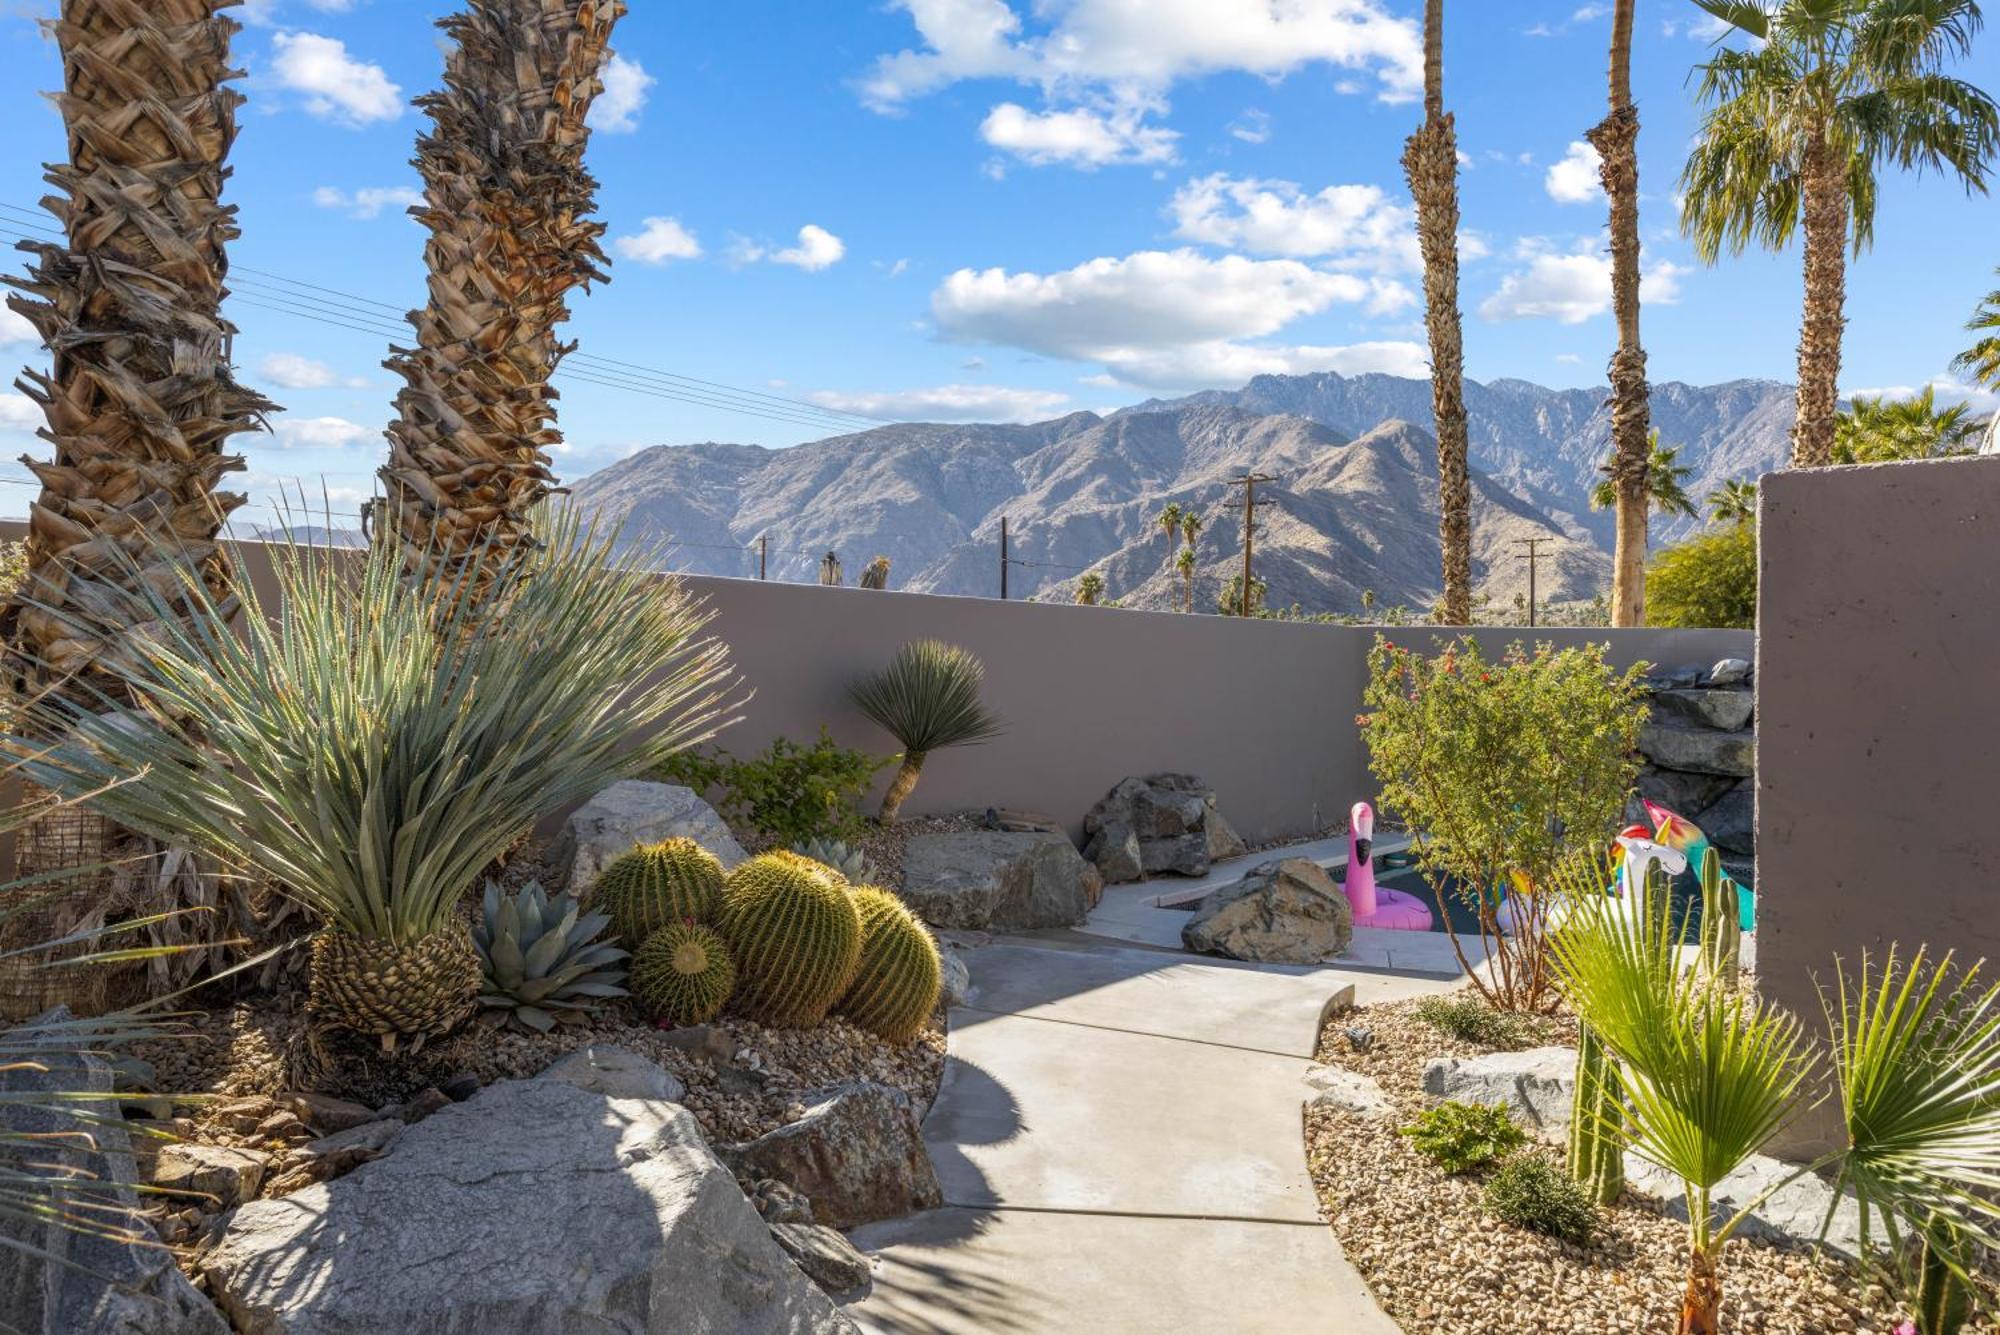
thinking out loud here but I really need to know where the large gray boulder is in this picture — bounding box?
[1301,1064,1394,1120]
[1695,781,1755,855]
[722,1081,941,1230]
[202,1062,853,1334]
[899,830,1102,930]
[1626,1152,1876,1258]
[553,780,746,894]
[1181,858,1353,964]
[1421,1046,1576,1141]
[1638,722,1755,777]
[1652,686,1754,733]
[0,1009,228,1335]
[1082,773,1247,884]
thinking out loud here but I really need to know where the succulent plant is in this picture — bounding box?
[717,851,862,1027]
[1698,846,1742,988]
[630,921,737,1026]
[473,880,629,1032]
[836,887,943,1043]
[592,838,726,943]
[1567,1023,1624,1205]
[789,837,878,886]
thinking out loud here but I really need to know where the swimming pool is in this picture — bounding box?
[1372,863,1747,939]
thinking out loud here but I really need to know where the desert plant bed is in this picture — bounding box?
[1305,994,1994,1334]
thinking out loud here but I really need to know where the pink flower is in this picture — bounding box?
[1894,1323,1917,1335]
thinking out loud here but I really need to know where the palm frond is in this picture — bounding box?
[848,640,1004,756]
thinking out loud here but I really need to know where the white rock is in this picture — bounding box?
[1624,1150,1879,1259]
[542,1045,686,1101]
[1421,1046,1575,1140]
[1302,1065,1394,1119]
[552,779,746,894]
[1709,657,1752,686]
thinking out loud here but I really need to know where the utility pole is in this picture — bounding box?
[758,535,767,580]
[999,516,1009,600]
[1514,536,1550,627]
[1227,474,1276,617]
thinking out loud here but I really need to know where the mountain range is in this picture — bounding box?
[568,371,1796,615]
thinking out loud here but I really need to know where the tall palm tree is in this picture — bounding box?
[1074,572,1105,606]
[1403,0,1473,624]
[1180,509,1205,551]
[1591,432,1698,519]
[1592,0,1653,627]
[1834,385,1981,462]
[374,0,627,589]
[1174,544,1196,612]
[1681,0,1999,468]
[1950,267,2000,389]
[1155,501,1183,551]
[1706,478,1758,526]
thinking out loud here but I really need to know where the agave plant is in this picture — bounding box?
[848,641,1004,824]
[474,881,627,1032]
[8,505,736,1052]
[790,838,878,887]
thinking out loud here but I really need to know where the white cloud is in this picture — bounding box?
[0,393,42,432]
[613,217,703,264]
[1555,352,1582,365]
[1093,339,1431,390]
[737,224,847,272]
[806,384,1072,423]
[1,307,38,346]
[1687,13,1735,42]
[259,353,349,389]
[1545,141,1604,204]
[312,186,423,220]
[980,101,1177,167]
[1229,109,1271,144]
[242,0,356,23]
[588,54,654,134]
[1843,375,2000,417]
[1479,252,1686,325]
[273,416,379,449]
[1168,173,1416,271]
[272,33,402,126]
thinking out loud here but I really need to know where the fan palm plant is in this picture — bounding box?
[848,641,1004,824]
[1953,268,2000,391]
[1834,386,1982,463]
[1074,572,1105,606]
[1591,433,1698,520]
[1680,0,1999,468]
[1174,545,1197,613]
[375,0,626,592]
[9,506,735,1052]
[1706,479,1758,527]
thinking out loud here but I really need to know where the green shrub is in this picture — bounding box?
[1401,1100,1529,1175]
[1415,994,1540,1050]
[655,728,889,846]
[1645,521,1757,629]
[1482,1156,1596,1243]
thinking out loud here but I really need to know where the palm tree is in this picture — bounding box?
[849,641,1005,823]
[374,0,626,590]
[1154,502,1183,562]
[1174,545,1196,612]
[1835,386,1982,462]
[1590,0,1653,627]
[1403,0,1473,624]
[1591,432,1698,520]
[1074,572,1105,605]
[1179,509,1205,551]
[1681,0,1999,468]
[1954,268,2000,390]
[1706,478,1758,526]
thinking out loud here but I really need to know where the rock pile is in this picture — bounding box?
[1082,773,1247,884]
[1181,857,1353,964]
[1635,657,1754,870]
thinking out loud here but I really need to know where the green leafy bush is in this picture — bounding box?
[1401,1100,1529,1175]
[656,728,888,846]
[1645,521,1757,629]
[1361,636,1647,1011]
[1415,993,1541,1050]
[1482,1155,1596,1243]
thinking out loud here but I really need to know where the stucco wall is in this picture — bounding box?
[1755,455,2000,1155]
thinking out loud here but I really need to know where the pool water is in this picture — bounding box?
[1373,864,1743,939]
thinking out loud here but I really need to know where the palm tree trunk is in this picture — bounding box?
[1678,1245,1723,1334]
[878,752,927,824]
[374,0,625,591]
[1793,132,1849,468]
[1402,0,1472,625]
[1590,0,1650,626]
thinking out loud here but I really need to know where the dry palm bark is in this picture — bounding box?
[374,0,626,587]
[1793,133,1848,468]
[0,0,273,1016]
[1589,0,1652,625]
[1402,0,1472,626]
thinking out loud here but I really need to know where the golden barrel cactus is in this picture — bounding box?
[716,851,860,1027]
[836,887,943,1044]
[592,838,725,943]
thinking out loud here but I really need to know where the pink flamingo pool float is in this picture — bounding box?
[1343,801,1432,931]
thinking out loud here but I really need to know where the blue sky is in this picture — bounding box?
[2,0,1996,525]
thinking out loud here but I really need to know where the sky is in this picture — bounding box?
[1,0,1996,527]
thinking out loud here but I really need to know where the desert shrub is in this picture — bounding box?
[1401,1100,1529,1175]
[1361,636,1647,1010]
[656,728,888,846]
[1415,993,1541,1050]
[1645,521,1757,629]
[1482,1155,1596,1243]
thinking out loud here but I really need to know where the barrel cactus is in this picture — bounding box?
[630,921,737,1026]
[836,887,943,1043]
[591,838,725,944]
[717,851,862,1027]
[473,880,629,1033]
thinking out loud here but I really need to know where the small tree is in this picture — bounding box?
[1706,479,1757,526]
[1360,636,1647,1011]
[1217,572,1267,617]
[1646,522,1757,629]
[1074,572,1105,606]
[1591,432,1697,520]
[848,641,1005,823]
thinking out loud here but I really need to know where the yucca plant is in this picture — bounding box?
[848,641,1004,823]
[474,880,627,1032]
[7,506,736,1052]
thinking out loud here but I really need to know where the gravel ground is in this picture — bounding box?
[1307,993,1999,1334]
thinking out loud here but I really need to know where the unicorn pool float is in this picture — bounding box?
[1341,801,1433,930]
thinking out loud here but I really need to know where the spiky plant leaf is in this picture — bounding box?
[847,641,1004,756]
[470,880,629,1031]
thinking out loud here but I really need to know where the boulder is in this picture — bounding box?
[770,1223,873,1297]
[1301,1065,1394,1120]
[1695,781,1755,856]
[1652,687,1754,733]
[1181,858,1353,965]
[152,1143,269,1209]
[1421,1047,1575,1141]
[899,830,1102,931]
[1638,721,1755,777]
[1082,773,1245,884]
[282,1092,377,1136]
[721,1081,942,1230]
[1633,767,1737,821]
[202,1063,854,1334]
[0,1009,228,1335]
[938,942,971,1008]
[1626,1152,1876,1259]
[542,1044,687,1102]
[552,780,747,894]
[1708,657,1752,687]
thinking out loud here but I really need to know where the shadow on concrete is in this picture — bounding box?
[846,1207,1042,1333]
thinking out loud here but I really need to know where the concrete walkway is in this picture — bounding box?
[846,935,1450,1333]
